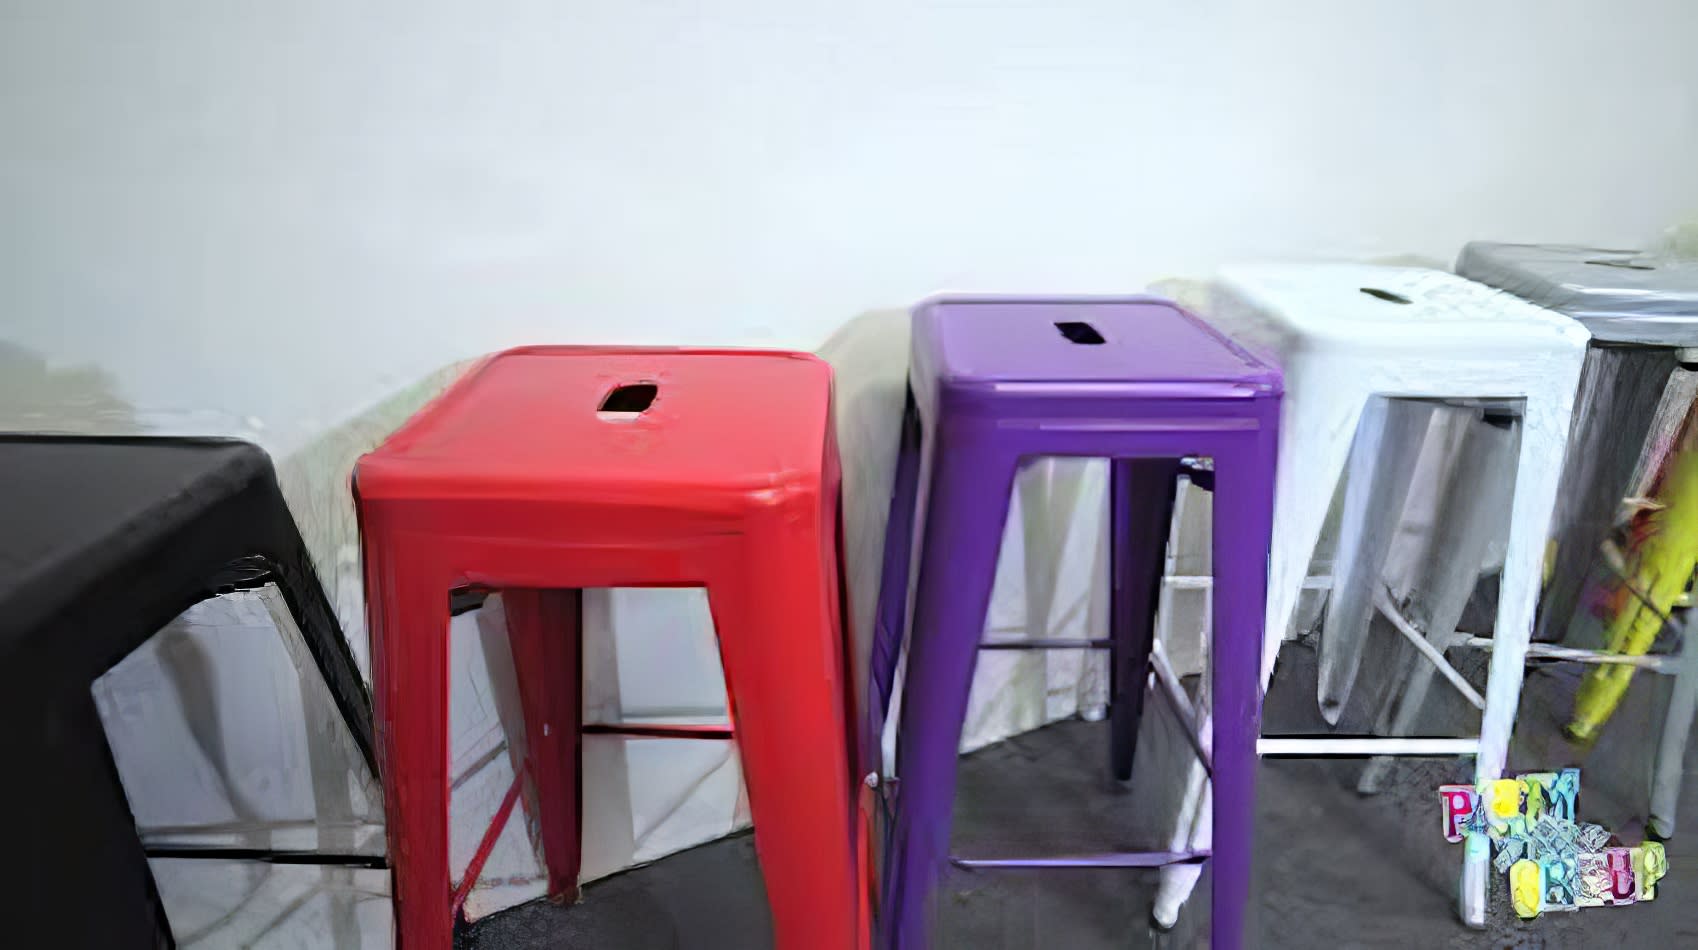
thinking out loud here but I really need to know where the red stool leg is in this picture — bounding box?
[709,507,861,950]
[504,589,585,904]
[365,553,453,948]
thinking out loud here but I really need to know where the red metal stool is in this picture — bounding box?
[355,346,866,949]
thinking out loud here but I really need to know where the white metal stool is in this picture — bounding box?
[1151,264,1588,930]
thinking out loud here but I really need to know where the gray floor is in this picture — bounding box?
[461,636,1698,949]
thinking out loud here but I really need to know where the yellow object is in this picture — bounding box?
[1510,859,1544,919]
[1569,416,1698,742]
[1488,778,1525,819]
[1634,842,1668,900]
[1522,772,1554,825]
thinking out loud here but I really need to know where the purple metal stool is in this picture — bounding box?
[868,296,1280,949]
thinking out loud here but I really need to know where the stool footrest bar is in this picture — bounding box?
[1460,636,1680,672]
[1258,736,1479,756]
[979,638,1112,651]
[142,847,388,869]
[951,850,1209,869]
[581,722,735,740]
[1149,647,1212,774]
[452,762,528,918]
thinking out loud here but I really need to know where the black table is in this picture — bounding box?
[0,436,375,948]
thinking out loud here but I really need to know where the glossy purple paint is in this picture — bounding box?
[868,296,1281,949]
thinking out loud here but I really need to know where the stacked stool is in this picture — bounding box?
[1461,242,1698,838]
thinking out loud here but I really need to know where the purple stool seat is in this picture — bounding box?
[868,296,1281,948]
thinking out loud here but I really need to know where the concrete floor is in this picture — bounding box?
[461,634,1698,949]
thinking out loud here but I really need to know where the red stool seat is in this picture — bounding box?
[356,346,866,948]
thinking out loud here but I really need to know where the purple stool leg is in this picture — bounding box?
[1208,429,1279,948]
[868,391,924,772]
[883,433,1017,950]
[1109,459,1182,782]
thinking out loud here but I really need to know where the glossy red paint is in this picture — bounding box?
[356,346,867,949]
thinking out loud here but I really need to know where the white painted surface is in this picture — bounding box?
[1165,265,1589,928]
[1256,737,1482,756]
[5,0,1696,454]
[1210,264,1589,713]
[4,0,1698,940]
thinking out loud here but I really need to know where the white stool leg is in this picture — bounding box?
[1318,398,1434,723]
[1153,660,1212,932]
[1153,767,1211,930]
[1158,370,1367,926]
[1651,619,1698,838]
[1359,409,1516,794]
[1262,372,1367,690]
[1461,393,1572,926]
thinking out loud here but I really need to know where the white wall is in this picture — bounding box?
[5,0,1698,941]
[5,0,1697,449]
